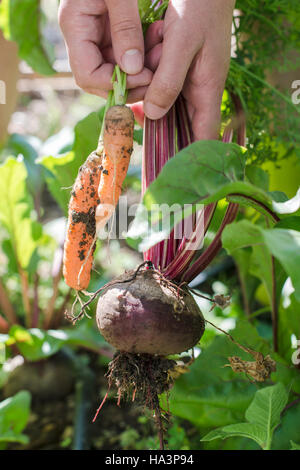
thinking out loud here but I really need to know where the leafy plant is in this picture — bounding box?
[228,1,300,164]
[0,390,31,449]
[201,383,288,450]
[0,0,55,75]
[0,0,299,452]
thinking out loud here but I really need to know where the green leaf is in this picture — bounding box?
[40,151,75,214]
[275,216,300,231]
[0,391,31,446]
[245,165,269,191]
[202,383,288,450]
[6,323,108,361]
[245,383,288,448]
[128,140,299,250]
[0,158,45,269]
[5,133,43,198]
[222,220,286,309]
[272,402,300,450]
[143,141,247,209]
[262,228,300,300]
[0,0,55,75]
[222,220,300,302]
[202,423,266,447]
[40,110,103,215]
[168,320,268,428]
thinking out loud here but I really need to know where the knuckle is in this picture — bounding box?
[154,79,180,105]
[74,74,89,91]
[111,18,139,37]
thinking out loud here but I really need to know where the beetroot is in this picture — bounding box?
[96,268,205,355]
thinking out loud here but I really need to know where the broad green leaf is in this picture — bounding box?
[262,228,300,300]
[202,383,287,450]
[202,422,266,447]
[230,249,260,315]
[272,402,300,450]
[268,191,289,203]
[0,158,45,269]
[143,141,247,210]
[271,357,300,396]
[222,220,300,302]
[40,151,75,214]
[0,0,55,75]
[245,165,269,191]
[5,133,43,198]
[275,216,300,231]
[0,391,31,446]
[222,220,286,309]
[40,110,103,214]
[245,383,288,447]
[6,322,108,361]
[72,109,104,162]
[128,140,299,250]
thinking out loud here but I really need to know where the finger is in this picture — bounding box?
[101,46,153,88]
[127,87,148,104]
[126,68,153,89]
[101,46,116,65]
[191,103,221,140]
[183,43,230,140]
[145,20,163,52]
[66,40,115,91]
[106,0,144,75]
[143,8,201,119]
[83,88,108,100]
[145,43,162,72]
[183,84,223,140]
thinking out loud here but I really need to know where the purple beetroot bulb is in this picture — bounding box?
[96,269,205,355]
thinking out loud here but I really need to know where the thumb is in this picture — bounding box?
[106,0,144,75]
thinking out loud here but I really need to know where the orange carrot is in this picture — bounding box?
[63,151,102,290]
[95,105,134,234]
[63,105,134,292]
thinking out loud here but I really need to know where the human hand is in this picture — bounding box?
[143,0,236,140]
[58,0,154,103]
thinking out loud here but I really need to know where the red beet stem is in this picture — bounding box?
[142,93,246,282]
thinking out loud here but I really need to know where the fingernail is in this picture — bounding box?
[144,102,166,120]
[121,49,143,74]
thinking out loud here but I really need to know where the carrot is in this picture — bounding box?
[95,105,134,234]
[63,105,134,292]
[63,151,102,290]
